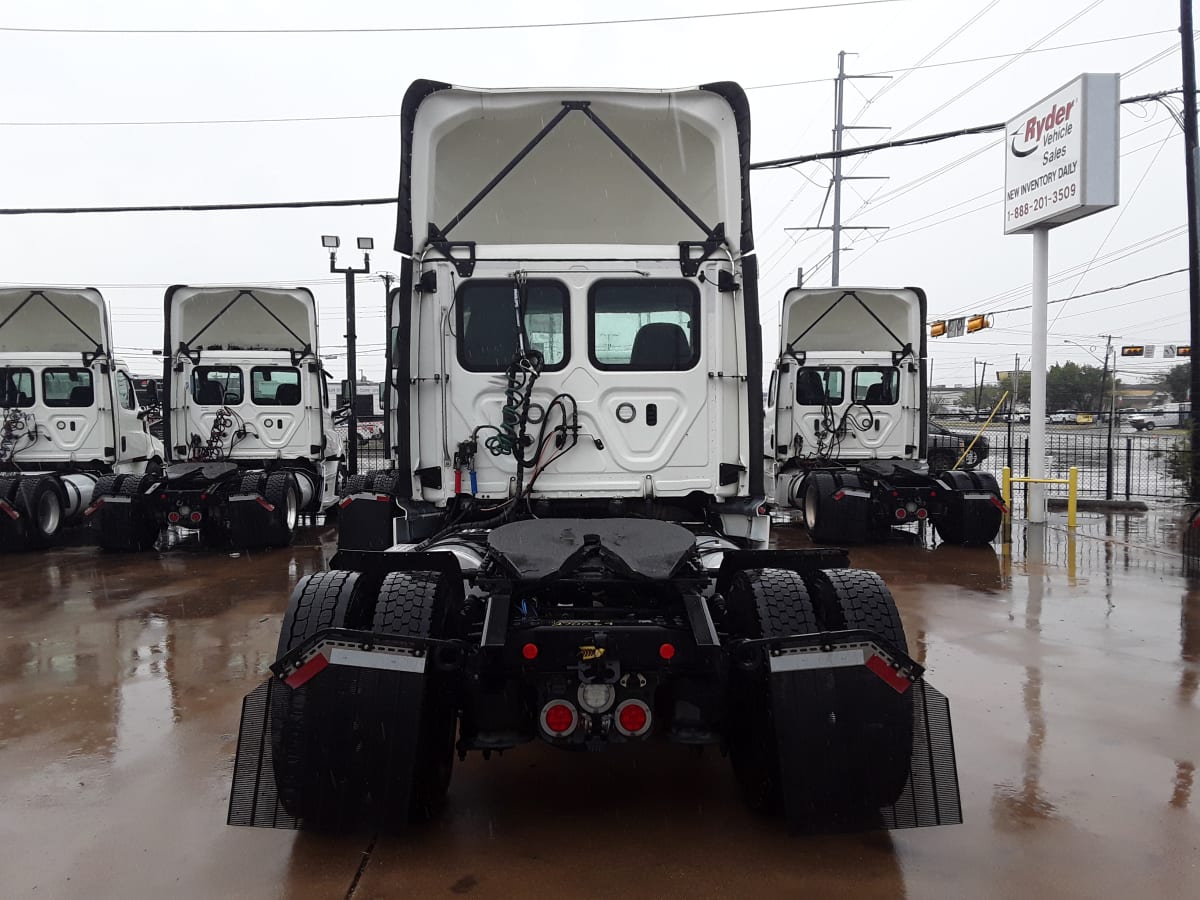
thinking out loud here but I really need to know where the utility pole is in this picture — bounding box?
[786,51,888,285]
[1181,0,1200,500]
[1097,334,1112,416]
[323,235,372,475]
[1106,340,1117,499]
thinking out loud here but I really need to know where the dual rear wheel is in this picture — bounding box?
[270,569,456,830]
[727,566,913,823]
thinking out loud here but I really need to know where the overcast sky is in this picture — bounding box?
[0,0,1193,387]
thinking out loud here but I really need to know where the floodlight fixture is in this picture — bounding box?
[321,235,341,249]
[357,237,374,251]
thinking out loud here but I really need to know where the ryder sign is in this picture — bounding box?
[1004,73,1119,234]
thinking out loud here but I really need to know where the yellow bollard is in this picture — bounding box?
[1001,466,1011,512]
[1067,466,1078,528]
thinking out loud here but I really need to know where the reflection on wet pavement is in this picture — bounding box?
[0,512,1198,898]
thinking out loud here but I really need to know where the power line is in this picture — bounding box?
[978,268,1188,317]
[0,197,395,216]
[0,2,903,35]
[0,90,1188,217]
[0,31,1178,129]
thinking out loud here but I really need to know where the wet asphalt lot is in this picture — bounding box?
[1,513,1198,899]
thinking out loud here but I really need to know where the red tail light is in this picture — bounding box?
[658,642,676,661]
[540,701,578,736]
[189,512,202,523]
[167,512,180,523]
[615,699,652,737]
[895,508,907,520]
[915,507,928,520]
[521,642,539,660]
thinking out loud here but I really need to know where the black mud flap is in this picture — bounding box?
[228,633,430,829]
[336,494,396,551]
[92,497,146,551]
[228,497,274,548]
[227,679,300,828]
[768,643,961,831]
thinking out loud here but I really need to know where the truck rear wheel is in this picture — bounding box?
[118,473,162,551]
[806,568,913,808]
[804,471,869,545]
[17,475,66,548]
[264,471,300,547]
[934,471,1003,546]
[927,451,956,472]
[270,570,371,830]
[361,570,457,824]
[0,475,24,548]
[726,568,823,815]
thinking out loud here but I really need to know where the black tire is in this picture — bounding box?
[16,475,66,548]
[804,471,869,545]
[806,568,913,808]
[239,472,266,495]
[927,451,956,472]
[362,570,457,824]
[264,471,300,548]
[117,473,162,551]
[0,475,24,548]
[1145,422,1156,431]
[726,568,823,815]
[934,471,1003,546]
[270,570,372,830]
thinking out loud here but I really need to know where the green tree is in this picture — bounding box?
[1046,361,1114,411]
[1163,362,1191,402]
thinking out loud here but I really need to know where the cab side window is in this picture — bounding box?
[116,371,137,410]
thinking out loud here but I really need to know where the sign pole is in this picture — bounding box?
[1029,227,1049,523]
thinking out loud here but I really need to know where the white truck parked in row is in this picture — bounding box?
[88,286,345,550]
[766,286,1004,545]
[228,80,961,836]
[0,287,163,550]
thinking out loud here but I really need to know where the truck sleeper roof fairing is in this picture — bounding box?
[0,287,111,362]
[163,285,320,360]
[779,287,926,361]
[391,79,763,497]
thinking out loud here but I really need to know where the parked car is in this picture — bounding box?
[1130,403,1190,431]
[1047,410,1079,424]
[928,420,990,471]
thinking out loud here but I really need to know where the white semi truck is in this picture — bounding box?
[766,286,1004,545]
[88,285,344,550]
[0,287,163,549]
[228,81,962,835]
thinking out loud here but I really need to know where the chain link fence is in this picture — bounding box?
[332,416,388,472]
[935,415,1190,503]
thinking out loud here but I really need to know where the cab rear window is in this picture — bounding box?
[1,367,34,407]
[191,366,244,405]
[588,280,700,371]
[42,368,93,407]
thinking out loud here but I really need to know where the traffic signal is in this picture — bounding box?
[1180,345,1192,357]
[1121,345,1145,357]
[930,320,946,338]
[966,314,989,333]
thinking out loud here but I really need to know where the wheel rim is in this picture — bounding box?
[37,490,62,535]
[285,485,299,531]
[804,482,819,529]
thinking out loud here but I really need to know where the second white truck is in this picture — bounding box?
[765,286,1004,545]
[88,285,344,550]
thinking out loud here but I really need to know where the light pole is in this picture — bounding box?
[323,235,372,475]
